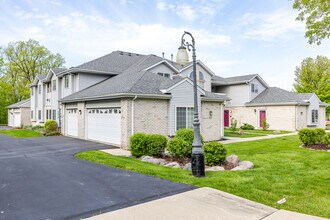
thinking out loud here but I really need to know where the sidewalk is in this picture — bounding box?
[86,187,326,220]
[221,132,298,144]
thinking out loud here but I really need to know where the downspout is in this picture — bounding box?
[131,95,138,135]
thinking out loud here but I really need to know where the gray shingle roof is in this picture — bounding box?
[246,87,310,105]
[297,93,314,100]
[37,74,46,81]
[212,74,258,85]
[51,68,67,75]
[60,70,173,102]
[6,99,30,109]
[74,51,147,73]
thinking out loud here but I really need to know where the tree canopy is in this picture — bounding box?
[0,39,65,124]
[293,55,330,114]
[293,0,330,45]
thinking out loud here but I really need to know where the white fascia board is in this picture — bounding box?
[161,77,205,95]
[249,74,269,88]
[144,60,180,74]
[179,60,215,76]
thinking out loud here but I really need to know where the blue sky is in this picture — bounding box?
[1,0,329,90]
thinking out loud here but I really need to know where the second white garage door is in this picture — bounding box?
[86,108,121,145]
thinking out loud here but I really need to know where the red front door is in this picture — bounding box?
[260,110,266,127]
[224,110,229,127]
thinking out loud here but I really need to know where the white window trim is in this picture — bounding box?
[311,109,318,124]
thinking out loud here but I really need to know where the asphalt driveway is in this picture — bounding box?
[0,135,194,220]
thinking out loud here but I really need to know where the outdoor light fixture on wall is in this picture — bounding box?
[79,110,82,115]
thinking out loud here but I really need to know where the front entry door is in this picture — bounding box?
[259,110,266,127]
[224,110,229,127]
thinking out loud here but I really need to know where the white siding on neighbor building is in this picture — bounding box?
[51,74,59,110]
[36,81,44,123]
[307,95,320,126]
[250,78,266,101]
[30,86,36,121]
[215,84,250,106]
[180,63,213,92]
[168,80,202,136]
[147,64,175,78]
[78,73,109,91]
[62,74,73,98]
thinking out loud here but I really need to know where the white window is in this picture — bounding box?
[47,83,51,93]
[190,71,205,89]
[157,72,171,78]
[53,110,56,120]
[52,79,56,91]
[176,107,194,130]
[31,110,34,119]
[64,75,69,88]
[251,83,258,93]
[38,110,41,120]
[312,110,318,123]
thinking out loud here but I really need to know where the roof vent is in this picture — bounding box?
[162,52,165,58]
[128,53,131,56]
[171,54,173,61]
[119,51,123,55]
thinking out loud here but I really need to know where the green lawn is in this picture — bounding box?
[224,128,292,138]
[76,136,330,218]
[0,129,42,138]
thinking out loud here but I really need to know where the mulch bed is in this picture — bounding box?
[302,143,330,151]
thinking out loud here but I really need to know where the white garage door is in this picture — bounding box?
[13,111,21,127]
[67,109,78,137]
[86,108,121,145]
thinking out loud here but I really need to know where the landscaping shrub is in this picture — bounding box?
[130,133,148,157]
[44,120,59,135]
[240,123,254,130]
[167,137,192,158]
[315,128,326,143]
[262,118,269,131]
[298,128,318,146]
[32,125,44,132]
[145,134,167,157]
[130,133,167,157]
[175,128,203,145]
[203,142,227,166]
[322,133,330,146]
[229,118,237,132]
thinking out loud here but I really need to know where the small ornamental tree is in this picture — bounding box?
[230,118,238,132]
[262,118,269,131]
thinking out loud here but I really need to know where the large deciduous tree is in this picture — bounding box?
[293,55,330,115]
[293,0,330,45]
[0,39,65,124]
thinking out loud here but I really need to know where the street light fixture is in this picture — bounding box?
[176,31,205,177]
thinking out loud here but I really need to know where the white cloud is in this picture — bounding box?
[7,10,231,67]
[176,5,196,22]
[240,9,305,41]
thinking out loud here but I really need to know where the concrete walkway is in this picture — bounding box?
[221,132,298,144]
[86,187,326,220]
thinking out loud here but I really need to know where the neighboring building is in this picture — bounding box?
[7,99,31,127]
[211,74,327,131]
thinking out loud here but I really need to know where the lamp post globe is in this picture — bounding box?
[176,31,205,177]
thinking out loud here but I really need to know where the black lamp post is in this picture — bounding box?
[176,31,205,177]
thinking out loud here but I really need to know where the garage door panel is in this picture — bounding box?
[67,109,78,137]
[87,108,121,145]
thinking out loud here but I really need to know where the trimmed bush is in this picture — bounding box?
[130,133,148,157]
[175,128,203,145]
[44,120,58,135]
[262,118,269,131]
[298,128,318,146]
[32,125,44,132]
[130,133,167,157]
[230,118,237,132]
[315,128,326,143]
[145,134,167,157]
[240,123,255,130]
[322,133,330,146]
[167,138,192,158]
[203,142,227,166]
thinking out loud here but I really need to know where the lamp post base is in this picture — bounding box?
[191,152,205,177]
